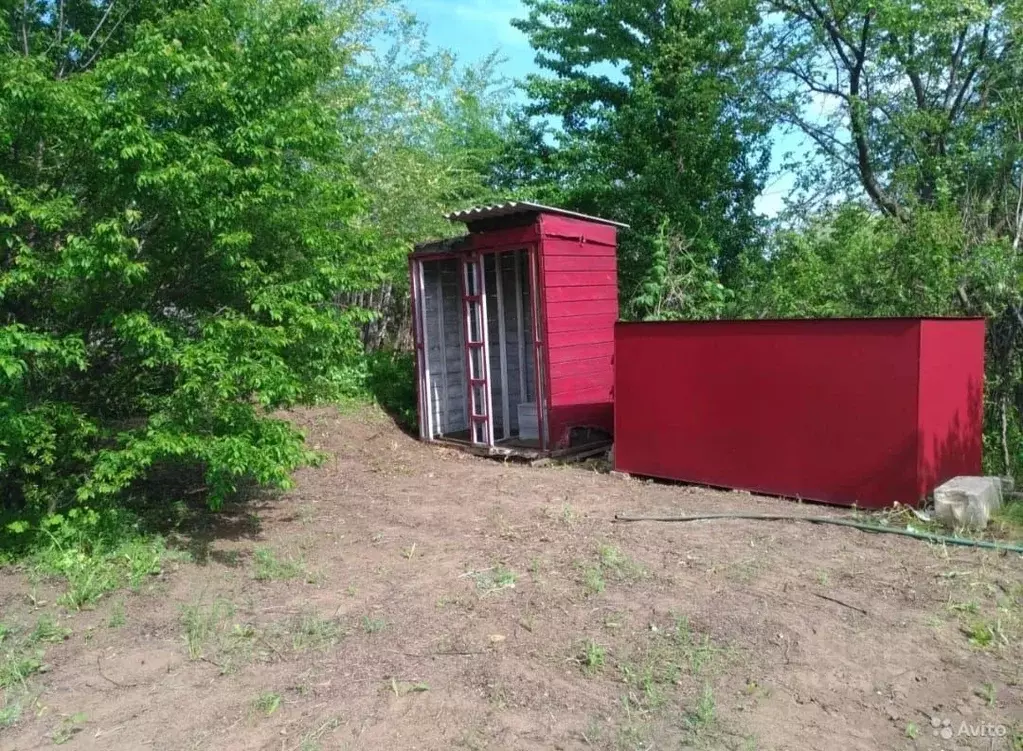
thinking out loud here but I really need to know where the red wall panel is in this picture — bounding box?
[539,215,618,247]
[614,319,984,508]
[916,319,985,495]
[547,313,617,336]
[544,285,618,304]
[548,341,615,365]
[543,254,618,272]
[539,217,618,448]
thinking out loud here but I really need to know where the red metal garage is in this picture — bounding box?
[614,318,985,508]
[410,202,627,459]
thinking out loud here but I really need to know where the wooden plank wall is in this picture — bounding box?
[539,215,618,446]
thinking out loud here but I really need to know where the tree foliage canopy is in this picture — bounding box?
[512,0,772,317]
[1,0,376,512]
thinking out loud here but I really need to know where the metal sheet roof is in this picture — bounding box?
[446,201,630,229]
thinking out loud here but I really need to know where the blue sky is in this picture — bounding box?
[404,0,794,216]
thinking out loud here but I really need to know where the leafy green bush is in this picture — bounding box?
[365,351,418,431]
[0,0,378,526]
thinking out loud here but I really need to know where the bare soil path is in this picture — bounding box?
[2,406,1021,750]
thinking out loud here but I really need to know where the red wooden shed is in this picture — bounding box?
[410,202,627,458]
[614,318,985,508]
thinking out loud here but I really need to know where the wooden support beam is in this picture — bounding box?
[514,250,527,404]
[434,268,449,437]
[495,253,511,440]
[417,261,434,440]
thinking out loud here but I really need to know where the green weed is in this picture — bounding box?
[13,508,185,609]
[253,691,282,716]
[283,614,345,652]
[580,544,645,596]
[0,696,22,728]
[684,684,716,735]
[181,599,235,660]
[362,616,386,634]
[30,614,70,644]
[472,565,517,595]
[51,712,87,745]
[582,565,605,595]
[579,640,606,674]
[253,548,304,582]
[108,600,126,628]
[0,623,44,691]
[977,683,996,706]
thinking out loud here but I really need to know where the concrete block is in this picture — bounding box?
[933,476,1005,530]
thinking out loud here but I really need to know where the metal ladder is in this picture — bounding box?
[461,255,494,446]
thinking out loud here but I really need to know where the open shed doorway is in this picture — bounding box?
[415,249,542,452]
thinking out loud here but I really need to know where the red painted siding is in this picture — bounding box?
[540,215,618,247]
[614,319,985,508]
[539,215,618,448]
[544,285,618,303]
[543,254,618,272]
[916,319,985,495]
[547,313,617,336]
[549,355,613,380]
[548,341,614,365]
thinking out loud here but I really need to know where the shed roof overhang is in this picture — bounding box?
[446,201,629,229]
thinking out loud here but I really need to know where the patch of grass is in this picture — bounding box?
[578,640,606,674]
[362,616,386,634]
[283,614,345,652]
[579,544,646,597]
[252,691,282,716]
[598,544,646,581]
[253,548,304,582]
[948,599,980,614]
[582,565,605,595]
[976,683,996,706]
[472,565,517,595]
[7,508,188,610]
[108,600,126,629]
[0,622,45,691]
[180,605,344,671]
[30,614,70,644]
[992,499,1023,538]
[181,599,235,660]
[0,696,22,728]
[295,715,342,751]
[51,712,87,745]
[610,614,728,745]
[683,684,716,737]
[815,570,830,587]
[963,618,1007,648]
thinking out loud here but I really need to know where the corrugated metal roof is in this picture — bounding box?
[446,201,630,229]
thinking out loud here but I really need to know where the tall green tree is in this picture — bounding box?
[1,0,378,515]
[338,8,512,349]
[513,0,771,318]
[752,0,1023,471]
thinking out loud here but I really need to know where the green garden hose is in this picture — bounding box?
[613,512,1023,554]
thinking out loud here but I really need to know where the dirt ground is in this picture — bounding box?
[1,406,1021,751]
